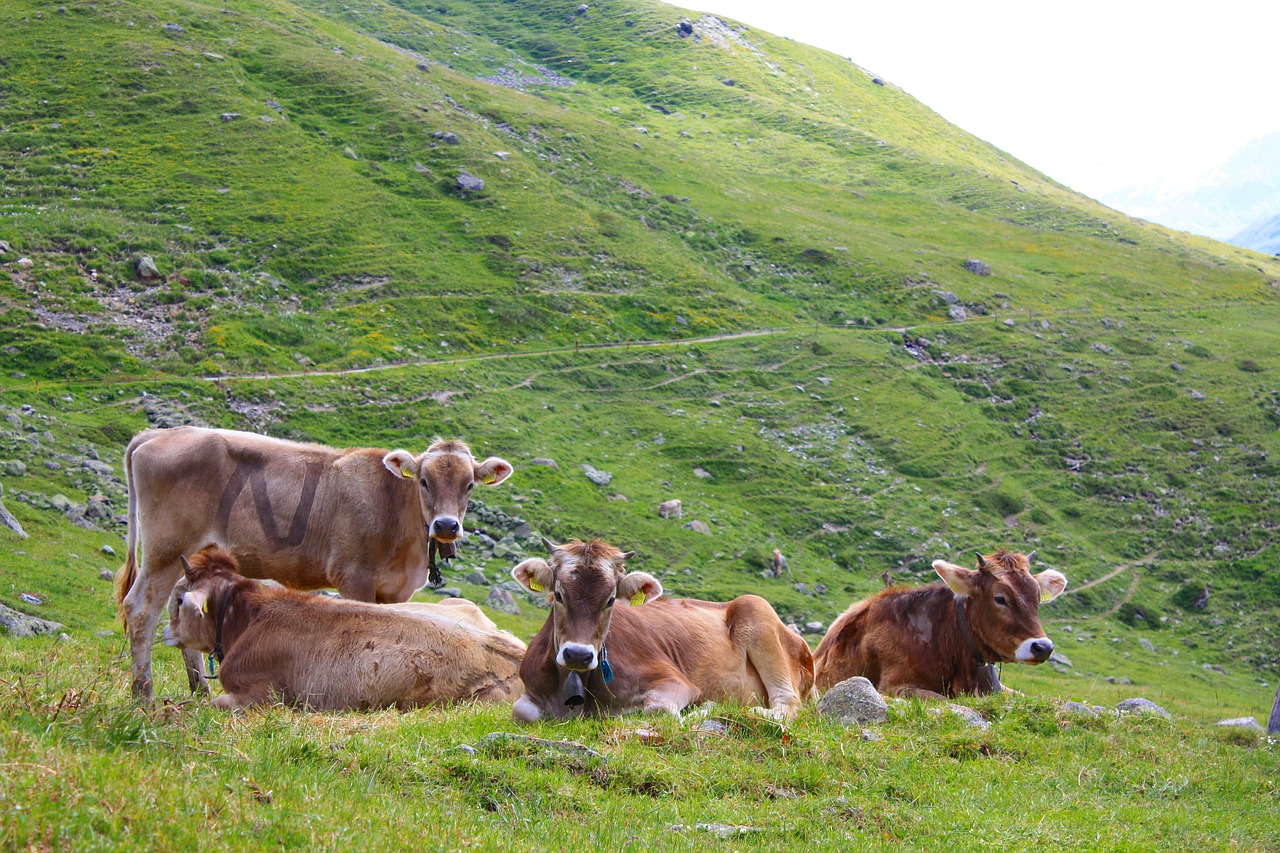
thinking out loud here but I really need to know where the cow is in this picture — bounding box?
[115,426,512,700]
[813,549,1067,698]
[509,538,815,722]
[162,548,526,711]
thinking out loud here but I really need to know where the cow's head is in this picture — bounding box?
[382,439,513,557]
[162,549,241,653]
[933,549,1067,665]
[512,538,661,672]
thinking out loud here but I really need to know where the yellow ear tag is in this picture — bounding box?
[201,600,208,614]
[630,592,646,607]
[529,579,545,593]
[401,468,414,479]
[482,474,496,485]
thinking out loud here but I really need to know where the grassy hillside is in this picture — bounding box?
[2,0,1279,846]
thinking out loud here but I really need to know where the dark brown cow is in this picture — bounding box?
[163,548,525,710]
[510,538,815,722]
[115,426,512,700]
[813,550,1067,698]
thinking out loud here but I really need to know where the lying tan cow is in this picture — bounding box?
[163,548,526,710]
[813,549,1067,698]
[116,426,512,700]
[510,538,815,722]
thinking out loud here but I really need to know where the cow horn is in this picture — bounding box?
[1027,549,1038,563]
[975,552,988,571]
[541,537,559,554]
[620,551,636,562]
[180,555,194,579]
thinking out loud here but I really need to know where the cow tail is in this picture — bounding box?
[114,432,146,614]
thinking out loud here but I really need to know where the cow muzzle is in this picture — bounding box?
[1016,637,1054,663]
[557,642,597,672]
[430,516,462,548]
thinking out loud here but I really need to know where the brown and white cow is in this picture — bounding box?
[116,426,512,700]
[163,548,526,711]
[813,549,1067,698]
[510,538,815,722]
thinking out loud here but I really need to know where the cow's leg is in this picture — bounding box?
[121,559,183,702]
[334,569,379,603]
[744,638,806,720]
[513,693,544,722]
[889,684,947,700]
[182,648,211,695]
[643,676,701,715]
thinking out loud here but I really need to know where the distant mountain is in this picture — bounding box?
[1102,132,1280,241]
[1231,212,1280,254]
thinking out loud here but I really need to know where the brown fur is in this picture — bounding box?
[117,426,512,700]
[164,548,525,711]
[511,539,815,721]
[813,549,1067,698]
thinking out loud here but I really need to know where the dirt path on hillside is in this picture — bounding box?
[1060,549,1159,621]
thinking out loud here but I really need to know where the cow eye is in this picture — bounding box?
[553,591,564,604]
[994,595,1008,607]
[419,478,429,490]
[605,596,616,608]
[465,482,474,492]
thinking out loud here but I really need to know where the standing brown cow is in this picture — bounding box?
[813,550,1067,697]
[115,426,512,700]
[510,538,815,722]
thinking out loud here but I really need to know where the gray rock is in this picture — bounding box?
[672,824,760,839]
[0,497,27,538]
[0,602,64,638]
[134,255,160,280]
[947,304,968,321]
[98,569,115,582]
[581,464,613,486]
[219,112,241,122]
[964,258,992,276]
[1203,663,1227,674]
[456,744,479,756]
[942,704,990,730]
[1060,701,1098,717]
[433,587,463,598]
[1139,637,1155,653]
[432,131,461,145]
[485,586,521,615]
[530,457,558,469]
[683,520,711,534]
[509,521,533,539]
[462,570,490,586]
[932,290,960,304]
[50,494,73,512]
[101,544,116,556]
[1116,698,1171,719]
[694,719,730,734]
[657,499,683,519]
[343,146,359,160]
[3,460,27,477]
[456,171,485,192]
[1216,716,1262,731]
[163,23,185,33]
[1105,676,1133,686]
[803,621,824,634]
[817,676,888,725]
[1048,650,1073,668]
[693,467,713,479]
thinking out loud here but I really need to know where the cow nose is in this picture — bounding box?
[561,645,596,671]
[432,517,461,538]
[1030,639,1054,661]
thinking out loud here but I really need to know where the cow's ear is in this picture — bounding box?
[512,558,553,596]
[383,450,420,480]
[474,456,513,486]
[618,571,662,606]
[934,560,978,596]
[1034,569,1068,602]
[182,589,209,618]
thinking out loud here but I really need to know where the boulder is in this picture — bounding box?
[530,457,558,469]
[683,520,711,534]
[485,586,521,615]
[0,603,64,638]
[1116,698,1171,719]
[964,258,992,276]
[817,676,888,725]
[581,464,613,486]
[134,255,161,280]
[456,171,485,193]
[1216,716,1262,731]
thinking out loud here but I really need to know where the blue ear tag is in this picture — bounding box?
[599,646,614,684]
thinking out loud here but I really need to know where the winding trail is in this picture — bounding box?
[1060,550,1159,621]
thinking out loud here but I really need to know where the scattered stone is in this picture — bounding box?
[683,520,711,534]
[1048,651,1073,669]
[964,258,992,276]
[1059,701,1099,717]
[529,457,558,469]
[0,603,64,638]
[493,151,511,161]
[932,290,960,304]
[1203,663,1227,674]
[1216,717,1263,731]
[1116,698,1171,719]
[479,732,604,760]
[941,704,990,730]
[657,499,683,519]
[432,131,461,145]
[484,586,521,615]
[581,464,613,486]
[456,171,485,193]
[343,146,359,160]
[671,824,760,839]
[817,676,888,725]
[432,587,463,598]
[20,593,42,605]
[1002,318,1016,327]
[163,23,185,33]
[694,718,730,735]
[462,570,489,586]
[1189,390,1207,401]
[455,744,479,756]
[947,304,968,321]
[1139,637,1155,653]
[101,544,116,556]
[1105,676,1133,686]
[693,467,713,479]
[134,255,160,280]
[803,621,824,634]
[675,20,693,37]
[98,569,115,582]
[219,112,241,122]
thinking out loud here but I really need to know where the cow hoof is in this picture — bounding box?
[131,678,153,703]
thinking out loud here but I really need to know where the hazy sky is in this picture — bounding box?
[698,0,1280,201]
